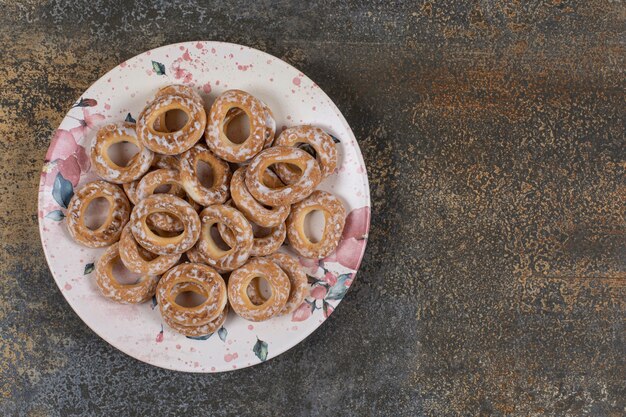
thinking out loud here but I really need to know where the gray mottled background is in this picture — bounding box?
[1,1,625,416]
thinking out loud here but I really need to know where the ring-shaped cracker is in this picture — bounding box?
[135,168,188,232]
[66,180,130,248]
[119,224,180,275]
[266,252,308,314]
[273,125,337,182]
[219,221,286,257]
[156,263,227,326]
[162,305,228,337]
[230,167,290,227]
[137,94,206,155]
[245,146,321,206]
[286,190,346,258]
[179,144,231,206]
[130,194,201,255]
[90,122,154,183]
[205,90,273,162]
[95,242,159,303]
[123,154,180,205]
[197,204,253,271]
[227,257,290,321]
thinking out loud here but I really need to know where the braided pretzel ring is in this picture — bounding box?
[197,204,253,271]
[90,122,154,183]
[273,125,337,182]
[95,243,159,303]
[205,90,272,162]
[286,190,346,258]
[66,180,130,248]
[130,194,201,255]
[119,225,180,275]
[245,146,321,206]
[137,94,206,155]
[162,305,228,337]
[228,257,290,321]
[230,167,290,227]
[179,144,231,206]
[156,263,227,325]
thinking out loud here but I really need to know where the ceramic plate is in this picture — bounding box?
[37,41,370,372]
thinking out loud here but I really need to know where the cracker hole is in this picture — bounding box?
[106,141,140,167]
[175,291,207,308]
[269,163,303,179]
[147,214,184,237]
[224,109,250,144]
[135,243,158,261]
[165,109,189,131]
[303,210,325,244]
[84,197,110,230]
[196,160,215,188]
[153,184,173,194]
[296,142,317,159]
[247,277,272,306]
[210,224,232,251]
[251,223,272,238]
[111,257,144,285]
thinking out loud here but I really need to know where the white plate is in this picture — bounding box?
[38,41,370,372]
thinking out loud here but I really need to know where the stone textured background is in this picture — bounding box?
[1,1,624,416]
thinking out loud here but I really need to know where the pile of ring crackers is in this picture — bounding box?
[65,85,346,337]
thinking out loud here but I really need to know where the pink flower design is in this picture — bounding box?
[324,206,370,270]
[291,302,313,322]
[298,256,320,275]
[322,270,337,286]
[310,286,327,300]
[173,61,193,83]
[343,206,370,240]
[68,108,105,138]
[44,128,91,186]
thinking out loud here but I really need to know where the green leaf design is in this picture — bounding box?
[52,173,74,208]
[45,210,65,221]
[330,134,340,143]
[125,113,136,123]
[307,274,322,285]
[218,327,227,342]
[323,300,332,317]
[73,97,97,108]
[253,338,268,361]
[187,334,212,341]
[325,273,353,300]
[152,61,166,75]
[84,263,95,275]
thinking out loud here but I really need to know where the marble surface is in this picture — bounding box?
[1,1,624,415]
